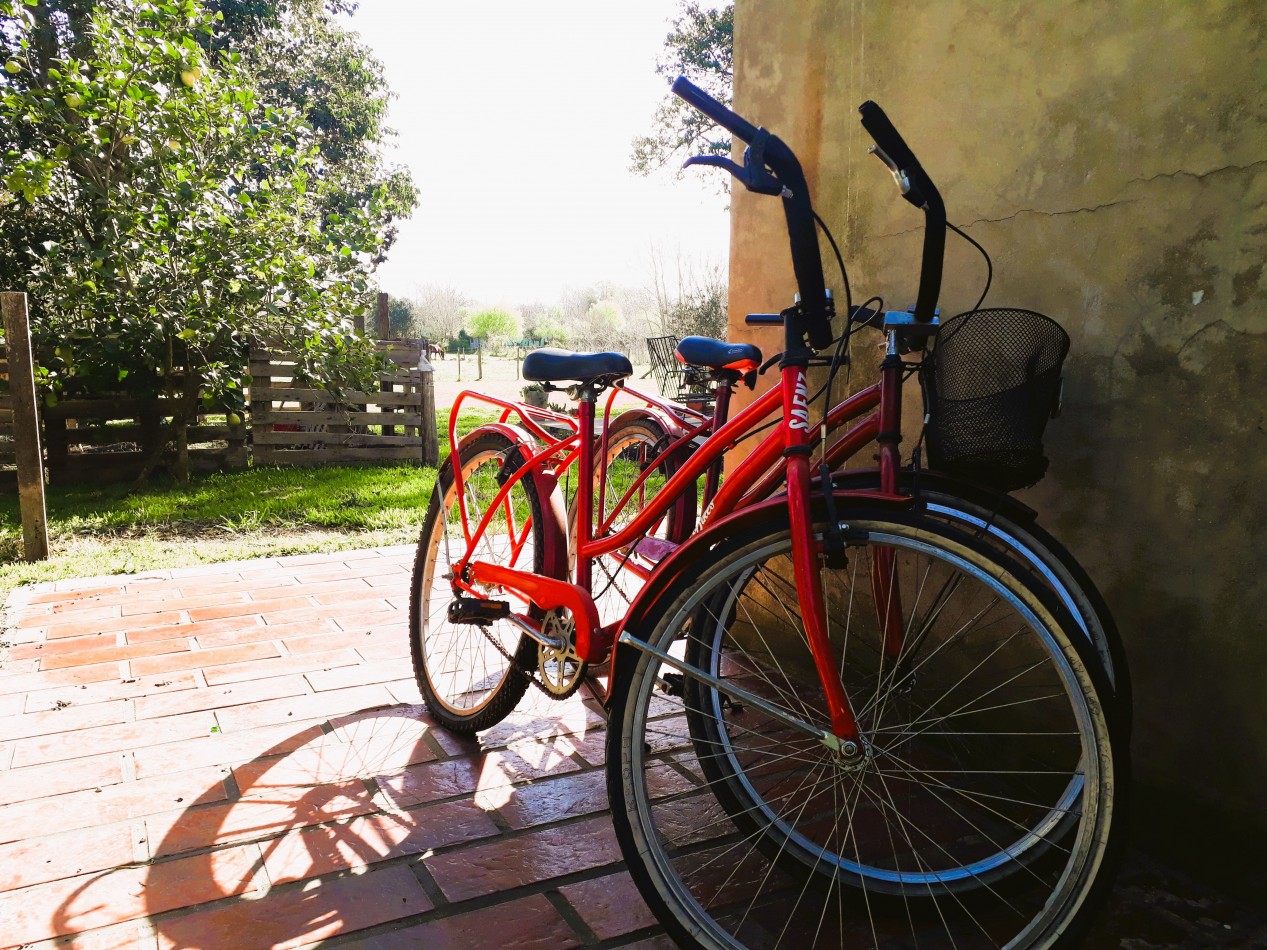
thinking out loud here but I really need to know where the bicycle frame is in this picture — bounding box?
[440,323,918,751]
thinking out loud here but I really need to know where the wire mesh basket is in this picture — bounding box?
[920,308,1070,492]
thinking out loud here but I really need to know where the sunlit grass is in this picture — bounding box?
[0,405,666,603]
[0,465,437,600]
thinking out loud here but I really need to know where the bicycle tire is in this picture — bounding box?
[832,470,1132,727]
[409,430,542,734]
[607,505,1127,949]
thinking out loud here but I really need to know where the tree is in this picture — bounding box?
[387,295,415,337]
[0,0,411,480]
[648,246,728,340]
[235,0,415,265]
[527,309,568,345]
[466,307,521,350]
[405,283,469,345]
[630,2,733,179]
[586,300,623,336]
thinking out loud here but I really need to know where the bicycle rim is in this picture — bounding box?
[575,415,683,625]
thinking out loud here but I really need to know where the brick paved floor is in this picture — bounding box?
[1,546,1264,949]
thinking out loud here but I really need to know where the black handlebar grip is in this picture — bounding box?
[745,313,784,326]
[671,76,759,144]
[857,101,946,325]
[673,74,833,351]
[857,101,922,177]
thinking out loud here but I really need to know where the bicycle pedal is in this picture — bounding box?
[447,597,510,626]
[658,672,685,698]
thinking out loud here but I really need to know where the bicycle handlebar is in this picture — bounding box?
[857,101,945,324]
[671,76,760,145]
[672,78,947,339]
[747,305,883,330]
[672,76,833,351]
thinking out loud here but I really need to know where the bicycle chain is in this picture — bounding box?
[477,619,560,698]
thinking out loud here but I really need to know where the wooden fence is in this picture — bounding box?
[41,397,248,485]
[0,409,11,473]
[0,341,15,481]
[249,339,438,467]
[0,314,439,489]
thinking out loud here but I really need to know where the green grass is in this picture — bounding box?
[0,464,437,600]
[0,407,505,601]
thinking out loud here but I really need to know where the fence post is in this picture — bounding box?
[477,345,482,381]
[376,292,390,339]
[248,347,274,466]
[376,300,395,435]
[1,292,49,561]
[418,353,439,466]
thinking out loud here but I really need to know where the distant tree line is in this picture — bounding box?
[387,249,726,361]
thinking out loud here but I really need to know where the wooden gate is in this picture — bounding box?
[249,340,438,466]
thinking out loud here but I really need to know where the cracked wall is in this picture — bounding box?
[727,0,1267,831]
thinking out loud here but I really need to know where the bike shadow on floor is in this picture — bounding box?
[48,688,609,948]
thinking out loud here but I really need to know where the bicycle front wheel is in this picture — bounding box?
[607,509,1126,949]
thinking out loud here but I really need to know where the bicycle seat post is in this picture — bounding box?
[575,383,598,593]
[702,374,735,507]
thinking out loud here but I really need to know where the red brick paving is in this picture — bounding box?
[8,544,1240,949]
[0,546,665,949]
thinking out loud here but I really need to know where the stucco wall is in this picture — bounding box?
[727,0,1267,830]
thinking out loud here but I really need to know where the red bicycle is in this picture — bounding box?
[409,79,1126,948]
[568,312,1131,719]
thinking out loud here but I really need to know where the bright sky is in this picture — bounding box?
[346,0,730,308]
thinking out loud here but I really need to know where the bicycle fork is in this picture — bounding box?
[781,363,866,758]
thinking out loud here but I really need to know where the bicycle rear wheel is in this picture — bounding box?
[573,412,693,625]
[409,431,542,733]
[607,507,1126,949]
[832,470,1131,724]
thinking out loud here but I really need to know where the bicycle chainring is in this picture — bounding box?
[536,609,587,699]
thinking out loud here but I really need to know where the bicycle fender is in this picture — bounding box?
[616,405,689,439]
[832,468,1039,524]
[463,422,570,586]
[604,490,913,705]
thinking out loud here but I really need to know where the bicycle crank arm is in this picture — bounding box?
[617,632,863,759]
[507,613,565,651]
